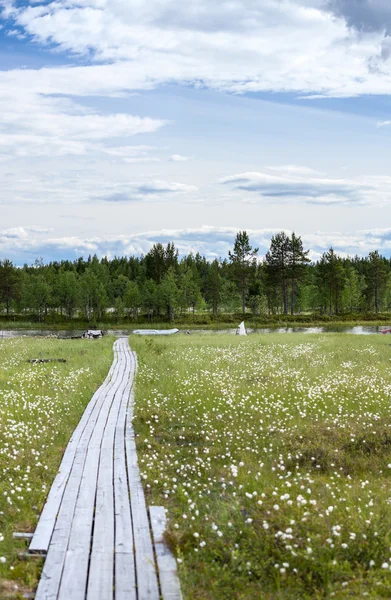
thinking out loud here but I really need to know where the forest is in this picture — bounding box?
[0,231,391,324]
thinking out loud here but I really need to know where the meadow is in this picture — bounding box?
[132,333,391,599]
[0,336,113,599]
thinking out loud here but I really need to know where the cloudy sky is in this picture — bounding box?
[2,0,391,264]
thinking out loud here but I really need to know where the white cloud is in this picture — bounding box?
[266,165,323,175]
[0,169,198,205]
[170,154,190,162]
[0,89,166,161]
[4,225,391,265]
[0,226,52,239]
[1,0,391,98]
[103,180,198,202]
[220,170,391,206]
[102,145,162,163]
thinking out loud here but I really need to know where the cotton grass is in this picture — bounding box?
[132,333,391,599]
[0,336,113,598]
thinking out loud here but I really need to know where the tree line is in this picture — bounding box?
[1,231,391,322]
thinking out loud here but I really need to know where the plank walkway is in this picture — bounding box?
[30,338,182,600]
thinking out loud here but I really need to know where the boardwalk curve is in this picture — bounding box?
[30,338,182,600]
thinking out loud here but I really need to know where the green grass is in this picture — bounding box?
[0,336,114,599]
[132,333,391,599]
[1,312,391,331]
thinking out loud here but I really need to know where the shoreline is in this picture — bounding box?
[1,318,391,331]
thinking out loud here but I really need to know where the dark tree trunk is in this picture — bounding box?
[241,273,246,314]
[282,278,288,315]
[290,279,295,316]
[329,276,333,316]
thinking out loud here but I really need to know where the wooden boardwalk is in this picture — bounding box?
[30,338,182,600]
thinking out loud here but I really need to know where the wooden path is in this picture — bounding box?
[30,338,182,600]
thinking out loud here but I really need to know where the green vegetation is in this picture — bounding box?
[133,333,391,598]
[0,336,113,599]
[1,313,391,334]
[2,232,391,326]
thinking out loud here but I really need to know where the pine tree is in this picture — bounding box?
[265,232,290,315]
[206,260,222,315]
[0,259,21,315]
[317,248,346,316]
[228,231,258,314]
[288,232,310,315]
[366,251,389,314]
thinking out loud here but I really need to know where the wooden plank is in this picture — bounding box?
[58,343,127,600]
[114,396,133,554]
[114,350,136,599]
[86,454,115,600]
[30,343,119,553]
[34,446,91,600]
[149,507,183,600]
[13,533,34,540]
[115,553,137,600]
[87,340,131,600]
[35,341,125,599]
[34,338,157,600]
[125,403,160,599]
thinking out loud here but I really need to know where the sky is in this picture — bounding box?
[2,0,391,264]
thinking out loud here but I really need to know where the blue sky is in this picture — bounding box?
[2,0,391,264]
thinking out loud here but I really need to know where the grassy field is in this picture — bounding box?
[132,333,391,599]
[0,336,114,599]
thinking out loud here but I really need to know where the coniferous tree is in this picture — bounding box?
[342,266,366,313]
[206,260,222,315]
[288,232,310,315]
[365,251,389,313]
[317,248,346,316]
[265,232,290,315]
[228,231,259,314]
[0,259,21,314]
[5,236,391,322]
[145,243,166,284]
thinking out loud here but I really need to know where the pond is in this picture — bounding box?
[0,325,390,337]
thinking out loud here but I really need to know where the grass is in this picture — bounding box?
[1,313,391,331]
[132,333,391,599]
[0,336,114,599]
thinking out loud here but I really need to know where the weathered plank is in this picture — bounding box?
[30,343,120,553]
[34,446,92,600]
[150,506,183,600]
[34,338,164,600]
[125,408,160,600]
[115,552,137,599]
[13,533,34,540]
[58,343,127,600]
[87,342,131,600]
[34,341,125,599]
[114,351,136,599]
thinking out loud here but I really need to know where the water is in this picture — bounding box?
[190,325,391,335]
[0,325,390,338]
